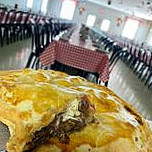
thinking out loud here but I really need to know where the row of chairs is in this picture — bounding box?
[0,6,75,72]
[0,7,45,47]
[95,34,152,91]
[25,18,75,69]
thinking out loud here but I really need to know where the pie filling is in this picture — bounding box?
[24,96,97,152]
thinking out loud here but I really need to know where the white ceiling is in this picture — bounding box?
[86,0,152,21]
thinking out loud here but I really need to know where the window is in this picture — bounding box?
[100,19,110,32]
[41,0,48,13]
[122,18,139,40]
[148,29,152,46]
[148,36,152,46]
[86,14,96,27]
[27,0,34,8]
[60,0,76,20]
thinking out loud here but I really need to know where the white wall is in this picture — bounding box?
[145,23,152,45]
[32,0,42,13]
[0,0,45,13]
[47,0,151,44]
[73,1,151,44]
[47,0,62,17]
[0,0,151,44]
[0,0,27,10]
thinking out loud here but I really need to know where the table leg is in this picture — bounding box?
[105,81,108,87]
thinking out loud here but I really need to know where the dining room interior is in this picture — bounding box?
[0,0,152,151]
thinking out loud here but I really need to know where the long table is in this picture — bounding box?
[40,40,109,83]
[40,27,109,84]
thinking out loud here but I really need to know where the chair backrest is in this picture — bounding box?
[26,13,33,24]
[150,52,152,67]
[135,47,140,58]
[0,8,8,24]
[20,12,29,24]
[130,45,135,55]
[32,14,37,22]
[6,10,15,24]
[36,15,41,23]
[146,51,151,66]
[14,11,22,24]
[125,41,129,49]
[38,16,45,25]
[143,50,148,63]
[140,50,146,62]
[118,40,124,48]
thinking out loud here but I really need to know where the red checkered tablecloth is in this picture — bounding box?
[40,40,109,82]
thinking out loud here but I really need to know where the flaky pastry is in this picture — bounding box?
[0,69,151,152]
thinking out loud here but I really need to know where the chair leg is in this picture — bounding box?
[128,56,134,68]
[6,28,10,45]
[41,29,45,47]
[110,57,120,73]
[109,52,118,66]
[25,52,35,68]
[138,64,146,79]
[13,26,16,42]
[0,27,3,47]
[145,71,152,86]
[105,81,108,87]
[132,59,138,71]
[148,80,152,90]
[141,66,149,83]
[35,58,41,70]
[133,60,140,72]
[129,58,137,69]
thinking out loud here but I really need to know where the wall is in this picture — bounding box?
[145,23,152,45]
[47,0,151,44]
[73,1,151,44]
[32,0,42,13]
[0,0,45,13]
[47,0,62,17]
[0,0,151,44]
[0,0,27,10]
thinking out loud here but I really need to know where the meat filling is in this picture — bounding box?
[24,96,97,152]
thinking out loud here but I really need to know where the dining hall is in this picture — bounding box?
[0,0,152,152]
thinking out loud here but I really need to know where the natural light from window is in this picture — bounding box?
[27,0,34,8]
[148,36,152,46]
[60,0,76,20]
[122,18,139,40]
[41,0,48,13]
[100,19,110,32]
[86,14,96,27]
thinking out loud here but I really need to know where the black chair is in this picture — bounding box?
[17,11,29,40]
[0,7,8,47]
[109,43,123,73]
[142,52,152,88]
[141,52,152,83]
[3,10,16,45]
[11,11,22,42]
[26,18,74,69]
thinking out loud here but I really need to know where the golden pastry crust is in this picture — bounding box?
[0,69,151,152]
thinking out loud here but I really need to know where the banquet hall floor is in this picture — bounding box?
[0,39,152,120]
